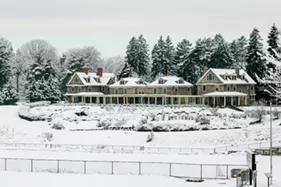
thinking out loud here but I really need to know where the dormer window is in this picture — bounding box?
[94,78,101,83]
[240,75,244,80]
[84,77,90,83]
[74,77,79,83]
[158,79,164,84]
[120,80,125,85]
[178,79,184,84]
[232,76,236,80]
[138,80,144,84]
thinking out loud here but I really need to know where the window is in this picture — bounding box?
[120,80,125,85]
[251,86,254,91]
[206,74,214,81]
[227,86,230,91]
[174,87,178,92]
[95,78,101,83]
[102,87,105,92]
[125,89,127,94]
[232,76,236,80]
[178,79,184,84]
[216,86,219,91]
[232,86,236,91]
[115,89,118,94]
[163,88,166,94]
[203,86,206,91]
[158,79,164,84]
[88,87,92,92]
[240,75,244,80]
[139,80,144,84]
[74,77,79,83]
[154,88,157,94]
[71,87,74,92]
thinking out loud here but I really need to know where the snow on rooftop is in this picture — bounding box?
[110,77,147,88]
[65,92,104,96]
[149,76,193,87]
[74,72,115,86]
[197,68,256,85]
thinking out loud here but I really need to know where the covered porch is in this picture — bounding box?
[202,92,248,107]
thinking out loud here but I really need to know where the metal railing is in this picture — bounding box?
[0,157,247,179]
[0,142,216,154]
[214,140,281,153]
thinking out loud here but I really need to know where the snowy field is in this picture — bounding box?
[0,104,281,186]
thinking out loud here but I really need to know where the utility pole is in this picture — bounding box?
[270,100,273,185]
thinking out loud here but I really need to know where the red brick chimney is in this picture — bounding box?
[97,68,103,77]
[83,66,89,74]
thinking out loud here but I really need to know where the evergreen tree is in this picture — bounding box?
[0,37,18,105]
[209,34,234,68]
[0,37,13,88]
[151,36,175,78]
[25,54,61,102]
[136,35,150,77]
[267,24,281,59]
[230,36,247,69]
[117,62,133,80]
[174,39,196,83]
[246,28,267,82]
[124,37,138,73]
[151,36,166,78]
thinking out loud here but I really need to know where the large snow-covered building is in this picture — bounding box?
[196,68,256,106]
[65,67,256,106]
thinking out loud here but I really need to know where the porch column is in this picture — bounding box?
[141,97,143,104]
[231,96,234,105]
[123,96,126,104]
[133,97,135,104]
[202,97,205,105]
[72,96,74,103]
[155,97,157,105]
[103,97,106,104]
[110,97,112,104]
[245,96,248,105]
[171,97,173,105]
[148,97,150,104]
[90,97,92,104]
[224,96,226,106]
[238,96,241,106]
[117,96,119,104]
[178,97,181,105]
[97,97,99,104]
[213,97,215,106]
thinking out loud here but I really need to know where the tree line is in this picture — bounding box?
[0,24,280,104]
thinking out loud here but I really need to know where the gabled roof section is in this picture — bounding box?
[67,72,115,86]
[149,76,193,87]
[196,68,256,85]
[110,77,148,88]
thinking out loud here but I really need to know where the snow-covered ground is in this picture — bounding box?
[0,104,281,187]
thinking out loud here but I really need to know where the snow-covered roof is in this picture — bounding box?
[68,72,115,86]
[110,77,148,88]
[202,91,247,97]
[148,76,193,87]
[65,92,104,96]
[197,68,256,85]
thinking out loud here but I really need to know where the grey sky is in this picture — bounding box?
[1,0,281,58]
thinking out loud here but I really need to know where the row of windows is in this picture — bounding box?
[70,86,107,92]
[202,85,254,92]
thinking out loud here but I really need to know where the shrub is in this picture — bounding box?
[51,122,65,130]
[139,116,148,125]
[42,132,53,142]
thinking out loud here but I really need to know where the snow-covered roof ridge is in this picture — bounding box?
[110,77,148,88]
[148,76,193,87]
[197,68,256,85]
[68,72,115,86]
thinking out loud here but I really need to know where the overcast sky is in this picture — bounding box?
[1,0,281,58]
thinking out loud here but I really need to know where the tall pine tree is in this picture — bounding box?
[230,36,247,69]
[246,28,267,82]
[209,34,234,68]
[174,39,197,83]
[136,35,150,77]
[267,24,281,59]
[151,36,175,78]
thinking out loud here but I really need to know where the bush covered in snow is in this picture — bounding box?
[18,105,47,121]
[51,122,65,130]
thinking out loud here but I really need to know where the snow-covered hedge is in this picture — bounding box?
[18,101,51,121]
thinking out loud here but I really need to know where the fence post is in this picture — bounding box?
[226,165,229,179]
[200,164,203,179]
[169,163,172,177]
[139,162,141,175]
[84,161,86,174]
[111,161,114,174]
[57,160,60,173]
[4,158,7,171]
[31,159,33,172]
